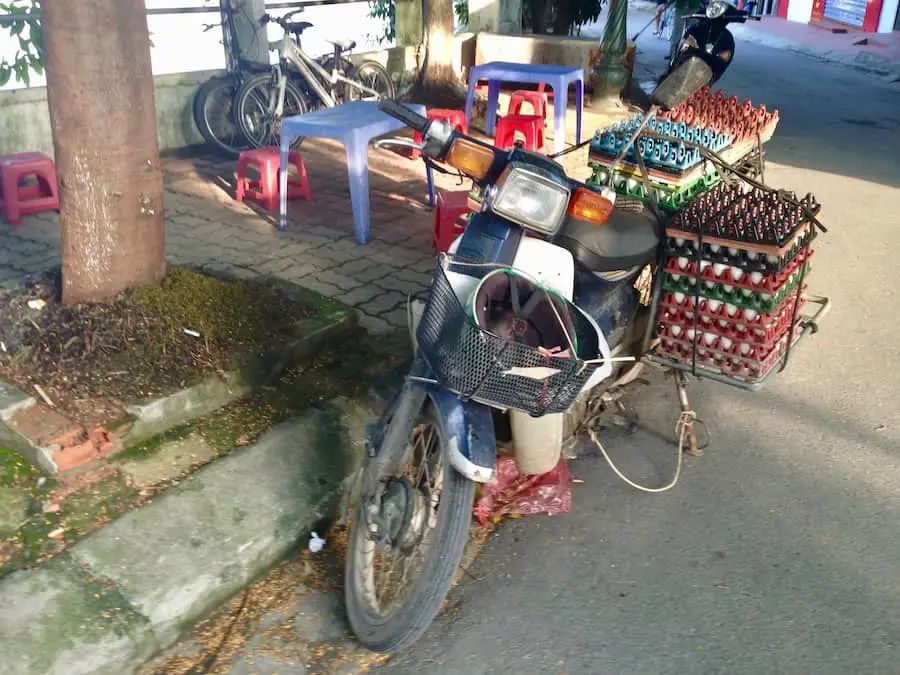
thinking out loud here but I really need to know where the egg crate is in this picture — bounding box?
[662,87,780,146]
[660,290,806,348]
[654,321,803,386]
[587,165,721,211]
[664,249,813,296]
[658,307,802,360]
[590,119,731,174]
[588,137,764,191]
[669,182,820,248]
[664,269,809,315]
[666,226,815,277]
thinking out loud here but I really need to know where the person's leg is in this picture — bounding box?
[655,3,664,33]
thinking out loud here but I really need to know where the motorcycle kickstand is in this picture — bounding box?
[673,370,705,457]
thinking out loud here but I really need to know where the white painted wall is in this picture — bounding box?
[786,0,814,23]
[877,0,899,32]
[0,0,393,91]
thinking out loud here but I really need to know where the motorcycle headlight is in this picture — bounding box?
[489,163,571,236]
[706,0,729,18]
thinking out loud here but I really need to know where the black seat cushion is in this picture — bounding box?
[555,208,660,273]
[287,21,314,35]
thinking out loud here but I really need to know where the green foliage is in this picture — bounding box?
[368,0,470,45]
[0,0,42,87]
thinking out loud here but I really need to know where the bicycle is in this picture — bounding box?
[235,8,395,149]
[191,2,262,158]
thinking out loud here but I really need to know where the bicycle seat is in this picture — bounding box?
[286,21,313,35]
[327,38,357,52]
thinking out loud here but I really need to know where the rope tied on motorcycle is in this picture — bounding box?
[587,408,699,494]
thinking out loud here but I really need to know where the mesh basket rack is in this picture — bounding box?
[415,262,606,416]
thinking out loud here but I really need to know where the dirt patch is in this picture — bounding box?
[0,266,312,426]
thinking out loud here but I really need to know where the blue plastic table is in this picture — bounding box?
[279,101,430,245]
[464,62,584,155]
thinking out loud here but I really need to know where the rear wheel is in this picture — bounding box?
[192,74,250,158]
[235,72,309,149]
[345,402,474,653]
[344,60,395,102]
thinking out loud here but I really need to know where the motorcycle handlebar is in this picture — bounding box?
[378,100,431,133]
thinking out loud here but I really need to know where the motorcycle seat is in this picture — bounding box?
[327,38,357,52]
[555,208,660,273]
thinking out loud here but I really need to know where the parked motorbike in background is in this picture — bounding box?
[663,0,761,85]
[340,57,722,653]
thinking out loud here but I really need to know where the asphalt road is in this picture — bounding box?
[373,28,900,675]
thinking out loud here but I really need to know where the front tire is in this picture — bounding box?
[235,72,309,149]
[344,60,395,102]
[192,74,250,158]
[345,404,474,653]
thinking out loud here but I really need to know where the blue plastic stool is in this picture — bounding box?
[278,101,431,245]
[464,62,584,156]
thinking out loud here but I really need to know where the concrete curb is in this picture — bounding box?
[0,305,357,475]
[0,394,382,675]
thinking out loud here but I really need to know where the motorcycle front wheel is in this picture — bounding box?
[345,403,474,653]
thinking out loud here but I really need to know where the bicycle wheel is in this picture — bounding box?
[345,400,475,653]
[235,71,309,149]
[344,60,395,102]
[192,74,250,158]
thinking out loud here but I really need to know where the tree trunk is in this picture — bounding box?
[228,0,269,67]
[43,0,166,306]
[531,0,552,33]
[552,0,574,34]
[413,0,462,104]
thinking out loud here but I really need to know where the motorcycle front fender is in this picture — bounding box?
[429,388,497,484]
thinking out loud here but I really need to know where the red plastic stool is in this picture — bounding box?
[236,147,311,213]
[412,108,470,159]
[434,190,471,253]
[494,115,545,152]
[508,90,548,120]
[0,152,60,226]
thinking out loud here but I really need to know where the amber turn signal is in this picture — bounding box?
[567,188,615,224]
[445,139,496,180]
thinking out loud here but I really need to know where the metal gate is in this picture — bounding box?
[822,0,867,26]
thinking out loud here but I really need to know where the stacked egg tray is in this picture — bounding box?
[588,145,766,212]
[590,113,732,173]
[651,181,820,388]
[587,88,779,207]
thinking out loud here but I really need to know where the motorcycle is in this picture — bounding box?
[339,56,726,653]
[663,0,761,85]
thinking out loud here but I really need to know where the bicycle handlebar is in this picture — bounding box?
[260,8,305,28]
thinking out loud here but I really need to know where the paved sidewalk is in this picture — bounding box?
[0,101,628,336]
[730,17,900,79]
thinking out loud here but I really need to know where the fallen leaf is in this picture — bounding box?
[47,528,66,539]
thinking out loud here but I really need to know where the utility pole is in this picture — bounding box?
[591,0,628,106]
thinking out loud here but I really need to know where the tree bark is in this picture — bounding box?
[43,0,166,306]
[413,0,462,104]
[552,0,575,35]
[227,0,269,67]
[531,0,552,34]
